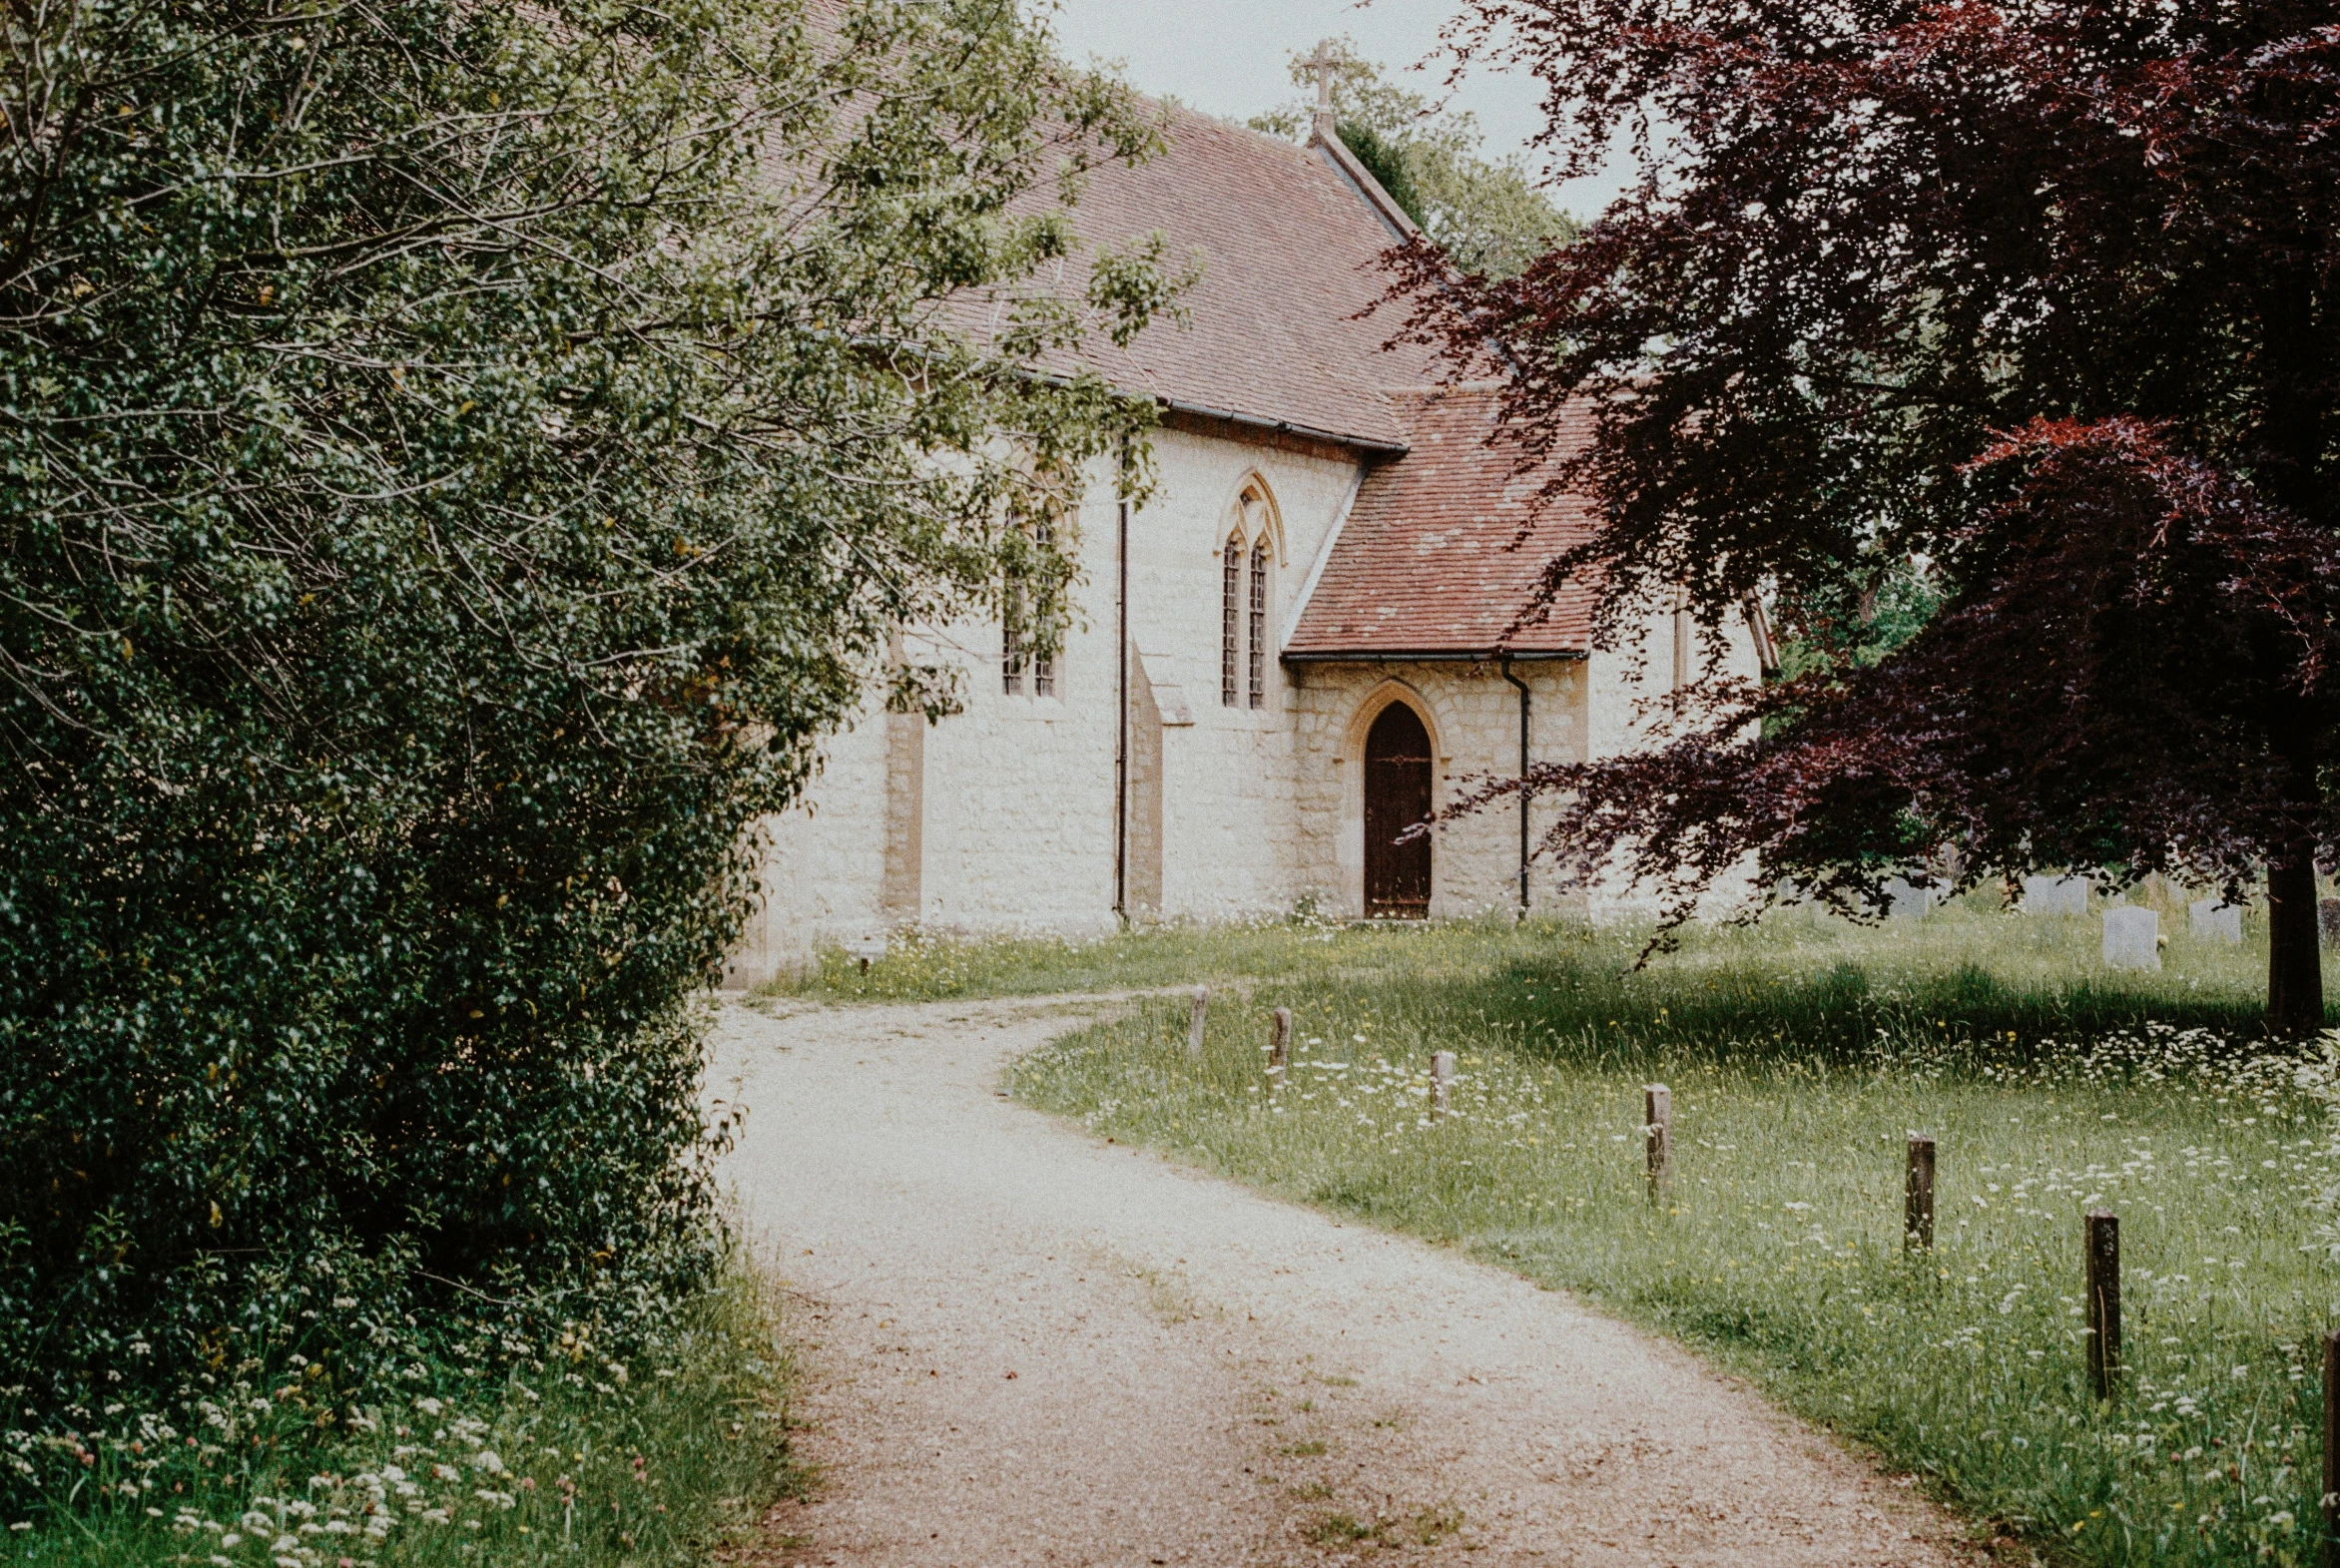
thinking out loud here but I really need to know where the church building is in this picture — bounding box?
[725,100,1764,984]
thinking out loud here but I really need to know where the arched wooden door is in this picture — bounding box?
[1364,703,1433,918]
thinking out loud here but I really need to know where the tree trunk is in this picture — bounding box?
[2253,260,2328,1037]
[2266,850,2323,1036]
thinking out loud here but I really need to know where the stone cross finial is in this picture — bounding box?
[1301,38,1343,135]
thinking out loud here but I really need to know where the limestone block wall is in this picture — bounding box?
[724,709,890,987]
[722,464,1777,984]
[1126,427,1362,922]
[726,426,1377,978]
[1290,659,1589,919]
[909,579,1120,933]
[1581,592,1765,920]
[1586,593,1762,762]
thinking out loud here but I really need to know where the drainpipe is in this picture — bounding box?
[1498,653,1530,912]
[1113,436,1130,925]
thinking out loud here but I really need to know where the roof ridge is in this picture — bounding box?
[1306,125,1422,244]
[1380,380,1507,396]
[1144,94,1328,160]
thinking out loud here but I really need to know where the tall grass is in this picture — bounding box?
[1012,900,2340,1567]
[767,911,1569,1003]
[771,886,2290,1016]
[4,1269,804,1568]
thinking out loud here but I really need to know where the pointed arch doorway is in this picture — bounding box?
[1364,703,1433,918]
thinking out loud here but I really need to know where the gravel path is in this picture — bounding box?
[715,994,1980,1567]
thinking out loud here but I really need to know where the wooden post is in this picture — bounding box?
[2322,1330,2340,1568]
[1186,986,1208,1058]
[1267,1007,1291,1094]
[1644,1084,1672,1205]
[1905,1134,1936,1253]
[2084,1210,2120,1401]
[1431,1051,1457,1121]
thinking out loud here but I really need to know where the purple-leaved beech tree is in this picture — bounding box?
[1391,0,2340,1029]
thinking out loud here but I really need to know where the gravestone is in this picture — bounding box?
[2322,898,2340,948]
[1883,877,1937,920]
[2188,898,2243,946]
[2102,906,2161,970]
[2022,874,2089,916]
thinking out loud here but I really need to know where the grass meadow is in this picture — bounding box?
[769,910,1584,1003]
[3,1269,804,1568]
[997,896,2340,1568]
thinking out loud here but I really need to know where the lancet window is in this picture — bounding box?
[1247,541,1268,708]
[1221,536,1242,707]
[1002,516,1057,699]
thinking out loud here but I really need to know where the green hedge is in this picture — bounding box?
[0,0,1166,1494]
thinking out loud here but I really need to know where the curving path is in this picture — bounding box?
[714,994,1981,1567]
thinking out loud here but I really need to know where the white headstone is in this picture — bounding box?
[2188,898,2243,945]
[2022,874,2089,916]
[2102,906,2161,970]
[1883,877,1937,920]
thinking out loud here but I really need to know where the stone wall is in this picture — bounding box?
[1289,659,1588,919]
[1133,428,1358,921]
[723,708,889,987]
[725,428,1369,980]
[1581,592,1765,921]
[721,427,1772,987]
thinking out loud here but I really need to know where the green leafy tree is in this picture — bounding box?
[1250,41,1577,278]
[0,0,1173,1442]
[1772,557,1945,681]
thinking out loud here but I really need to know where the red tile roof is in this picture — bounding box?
[1011,107,1442,449]
[1004,109,1597,654]
[1285,389,1596,657]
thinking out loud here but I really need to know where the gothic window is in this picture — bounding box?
[1221,535,1241,707]
[1247,541,1268,708]
[1001,615,1025,696]
[1002,515,1058,700]
[1031,518,1056,698]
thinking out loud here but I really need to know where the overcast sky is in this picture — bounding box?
[1039,0,1629,221]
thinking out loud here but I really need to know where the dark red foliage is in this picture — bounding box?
[1396,0,2340,1023]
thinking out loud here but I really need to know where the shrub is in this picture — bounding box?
[4,1264,803,1564]
[0,0,1172,1462]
